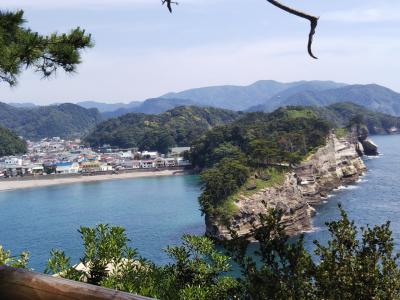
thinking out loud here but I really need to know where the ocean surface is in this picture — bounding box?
[0,134,399,271]
[0,175,203,271]
[302,134,400,252]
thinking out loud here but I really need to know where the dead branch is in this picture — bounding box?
[162,0,179,13]
[266,0,319,59]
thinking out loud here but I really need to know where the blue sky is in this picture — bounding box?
[1,0,400,104]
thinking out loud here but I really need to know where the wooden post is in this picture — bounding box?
[0,265,153,300]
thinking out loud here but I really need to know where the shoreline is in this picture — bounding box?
[0,169,190,192]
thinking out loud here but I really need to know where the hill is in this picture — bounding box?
[250,84,400,116]
[0,102,102,140]
[312,102,400,134]
[77,101,141,113]
[102,98,197,118]
[85,106,241,153]
[0,127,27,156]
[190,107,331,219]
[161,80,346,111]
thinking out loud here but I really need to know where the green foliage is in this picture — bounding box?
[312,102,400,135]
[193,107,331,220]
[227,205,400,300]
[46,225,238,300]
[0,10,92,85]
[313,207,400,299]
[0,126,26,156]
[85,106,241,153]
[0,245,29,268]
[227,208,315,299]
[0,102,102,140]
[199,157,250,219]
[42,207,400,299]
[45,224,138,285]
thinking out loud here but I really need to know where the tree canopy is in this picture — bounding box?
[0,10,92,85]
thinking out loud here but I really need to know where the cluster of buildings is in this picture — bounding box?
[0,137,191,178]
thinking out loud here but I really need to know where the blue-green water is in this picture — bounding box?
[1,135,399,271]
[0,175,203,271]
[303,134,400,252]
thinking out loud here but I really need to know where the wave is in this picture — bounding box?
[302,226,322,234]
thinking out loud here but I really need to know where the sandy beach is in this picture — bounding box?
[0,169,186,192]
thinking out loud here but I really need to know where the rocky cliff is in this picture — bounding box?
[205,133,367,241]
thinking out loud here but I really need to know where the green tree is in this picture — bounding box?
[0,10,92,85]
[0,245,29,269]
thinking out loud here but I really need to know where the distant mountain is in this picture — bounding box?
[7,102,37,108]
[0,102,102,140]
[102,98,198,118]
[248,81,347,112]
[85,106,241,153]
[77,101,141,113]
[0,126,27,156]
[249,84,400,116]
[161,80,346,111]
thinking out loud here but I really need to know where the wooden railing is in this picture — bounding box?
[0,265,154,300]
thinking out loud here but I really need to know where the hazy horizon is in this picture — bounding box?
[1,0,400,104]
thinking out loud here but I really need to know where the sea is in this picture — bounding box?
[0,134,399,271]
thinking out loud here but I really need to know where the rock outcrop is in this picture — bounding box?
[205,133,367,241]
[354,125,379,156]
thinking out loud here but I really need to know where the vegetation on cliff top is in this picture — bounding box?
[85,106,241,153]
[191,107,331,220]
[0,126,27,156]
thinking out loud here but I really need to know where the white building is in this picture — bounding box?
[141,151,158,159]
[56,162,80,174]
[140,160,155,169]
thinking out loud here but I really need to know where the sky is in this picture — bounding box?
[1,0,400,104]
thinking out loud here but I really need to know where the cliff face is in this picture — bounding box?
[205,133,367,241]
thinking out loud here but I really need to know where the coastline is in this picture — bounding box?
[0,169,190,192]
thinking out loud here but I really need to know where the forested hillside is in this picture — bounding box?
[101,98,197,118]
[191,107,331,219]
[0,102,102,140]
[0,127,27,156]
[85,106,241,153]
[313,102,400,134]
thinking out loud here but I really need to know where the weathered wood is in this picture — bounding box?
[0,265,154,300]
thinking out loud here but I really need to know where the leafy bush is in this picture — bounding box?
[2,206,400,299]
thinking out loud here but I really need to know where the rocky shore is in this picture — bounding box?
[206,131,371,241]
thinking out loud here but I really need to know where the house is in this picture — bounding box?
[31,164,44,175]
[119,151,132,159]
[132,161,141,169]
[81,161,101,173]
[100,164,113,171]
[169,147,190,158]
[140,160,154,169]
[176,157,191,166]
[56,162,80,174]
[154,157,166,168]
[164,158,176,167]
[4,157,23,166]
[141,151,158,159]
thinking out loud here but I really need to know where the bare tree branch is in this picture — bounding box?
[162,0,179,13]
[266,0,319,59]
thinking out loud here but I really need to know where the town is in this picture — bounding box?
[0,137,191,178]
